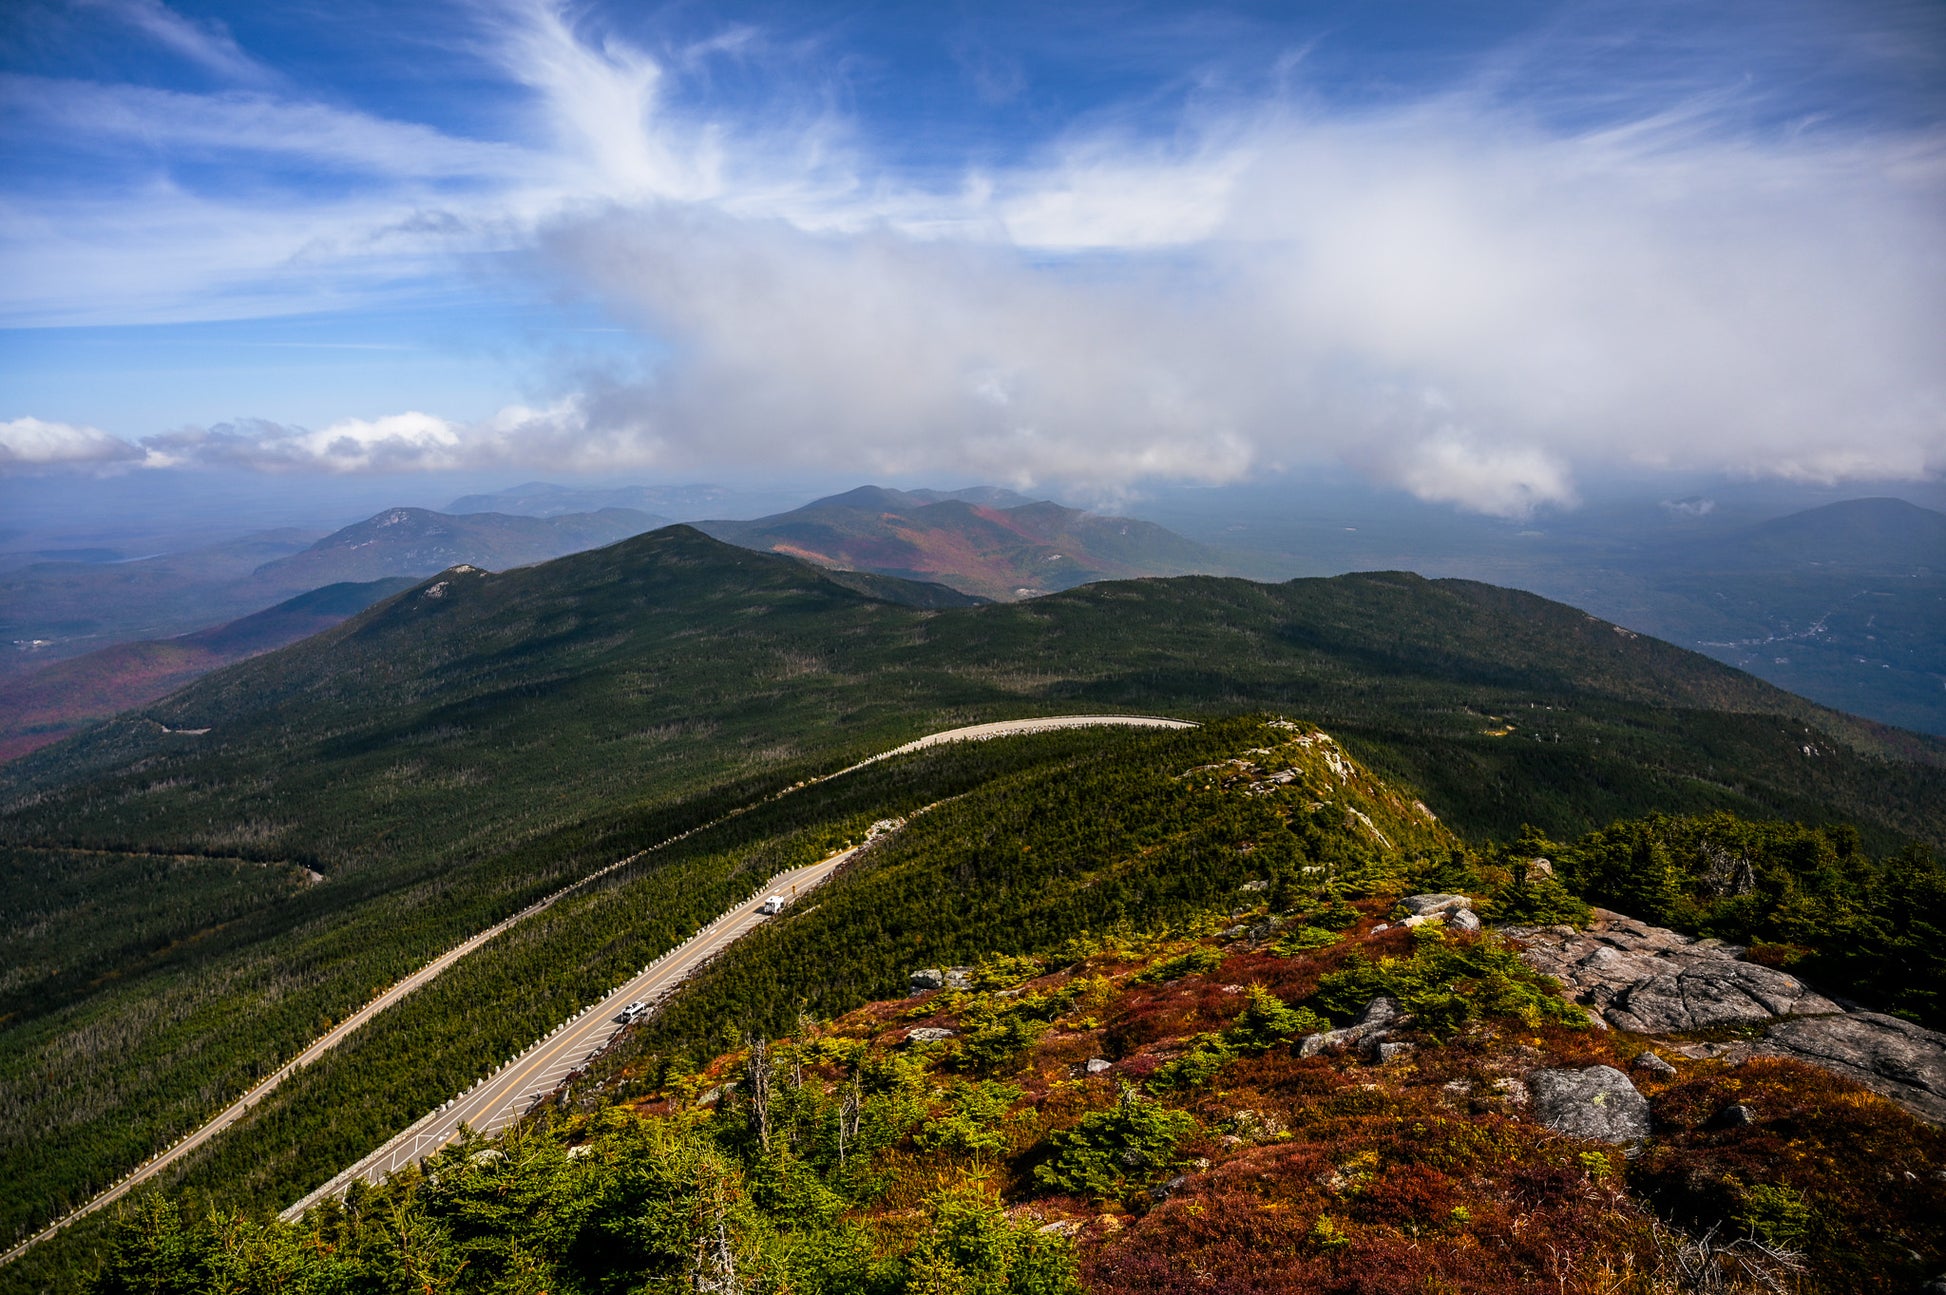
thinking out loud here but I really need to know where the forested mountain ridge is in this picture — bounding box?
[7,526,1939,857]
[3,529,1943,1291]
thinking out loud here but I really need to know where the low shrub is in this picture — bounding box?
[1312,931,1587,1035]
[1033,1084,1197,1202]
[1135,947,1225,984]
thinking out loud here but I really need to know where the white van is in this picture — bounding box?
[759,895,787,915]
[619,1000,649,1022]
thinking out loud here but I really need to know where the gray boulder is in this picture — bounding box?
[1449,908,1483,933]
[906,1027,956,1044]
[1530,1065,1651,1144]
[909,968,945,994]
[1298,996,1403,1058]
[1630,1050,1677,1078]
[1399,893,1471,917]
[1607,960,1837,1033]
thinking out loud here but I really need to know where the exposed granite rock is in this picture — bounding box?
[907,966,974,994]
[1630,1050,1677,1078]
[1756,1012,1946,1123]
[1449,908,1482,933]
[1530,1065,1651,1144]
[905,1027,956,1044]
[1511,910,1946,1123]
[1508,909,1839,1031]
[1299,996,1403,1058]
[1400,893,1472,917]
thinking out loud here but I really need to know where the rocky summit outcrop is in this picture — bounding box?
[909,967,974,994]
[1507,908,1946,1124]
[1507,910,1839,1033]
[1529,1065,1651,1144]
[1756,1012,1946,1124]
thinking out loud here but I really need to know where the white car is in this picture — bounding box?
[759,895,787,915]
[619,1000,649,1022]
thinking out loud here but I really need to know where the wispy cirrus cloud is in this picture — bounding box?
[78,0,273,85]
[5,76,540,180]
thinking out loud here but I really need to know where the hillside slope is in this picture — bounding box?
[1620,497,1946,735]
[0,578,413,761]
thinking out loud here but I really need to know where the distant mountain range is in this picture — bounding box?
[252,507,667,590]
[696,485,1245,600]
[0,507,670,762]
[446,482,730,518]
[1713,495,1946,567]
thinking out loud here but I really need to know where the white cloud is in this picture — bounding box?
[6,0,1943,512]
[0,416,145,472]
[1384,432,1578,518]
[130,400,664,475]
[522,95,1944,513]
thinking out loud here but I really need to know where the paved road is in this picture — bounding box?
[281,844,861,1218]
[833,715,1194,776]
[4,713,1193,1262]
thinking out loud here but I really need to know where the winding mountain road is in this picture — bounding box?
[3,714,1191,1262]
[281,844,862,1219]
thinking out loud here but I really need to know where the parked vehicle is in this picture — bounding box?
[759,895,787,915]
[619,1000,649,1021]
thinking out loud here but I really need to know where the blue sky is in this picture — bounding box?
[2,0,1942,514]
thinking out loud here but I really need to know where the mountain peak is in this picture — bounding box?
[697,485,1230,600]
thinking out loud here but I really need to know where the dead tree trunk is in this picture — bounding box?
[746,1036,772,1153]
